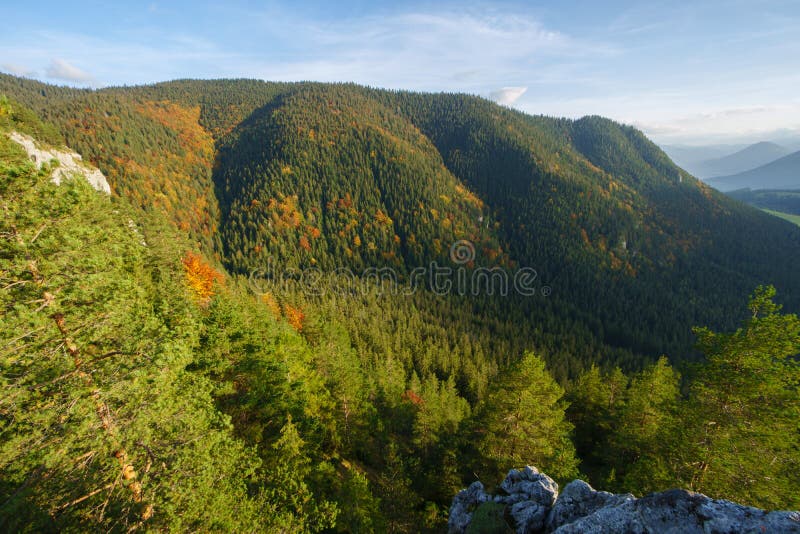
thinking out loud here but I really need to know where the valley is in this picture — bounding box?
[1,75,799,532]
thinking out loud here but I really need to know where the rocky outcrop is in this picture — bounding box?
[448,466,800,534]
[449,481,491,534]
[7,131,111,193]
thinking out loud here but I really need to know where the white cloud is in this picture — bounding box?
[2,5,794,146]
[0,9,613,95]
[45,58,93,83]
[489,87,528,106]
[633,104,800,144]
[249,9,612,93]
[1,63,37,77]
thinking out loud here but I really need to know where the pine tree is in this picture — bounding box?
[260,418,339,532]
[681,286,800,508]
[611,357,681,493]
[475,352,578,481]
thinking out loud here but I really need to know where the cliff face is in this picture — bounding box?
[449,466,800,534]
[7,131,111,194]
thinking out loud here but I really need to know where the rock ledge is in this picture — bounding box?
[8,131,111,194]
[448,466,800,533]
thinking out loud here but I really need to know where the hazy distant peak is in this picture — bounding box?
[702,141,790,178]
[707,149,800,191]
[663,141,791,179]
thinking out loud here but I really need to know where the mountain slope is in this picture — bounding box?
[2,73,799,370]
[679,141,791,179]
[0,75,226,250]
[708,150,800,191]
[384,96,800,354]
[660,143,745,176]
[214,86,495,273]
[698,141,791,178]
[3,78,800,531]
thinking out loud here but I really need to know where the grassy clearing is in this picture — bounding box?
[763,208,800,227]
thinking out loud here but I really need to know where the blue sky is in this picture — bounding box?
[1,0,799,145]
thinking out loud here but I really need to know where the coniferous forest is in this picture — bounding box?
[1,74,799,531]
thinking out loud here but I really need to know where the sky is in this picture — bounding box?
[1,0,799,146]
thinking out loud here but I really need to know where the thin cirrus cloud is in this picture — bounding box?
[45,58,94,83]
[1,9,610,101]
[249,9,609,95]
[2,9,665,138]
[1,2,797,145]
[1,62,37,77]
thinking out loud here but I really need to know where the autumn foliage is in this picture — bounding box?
[182,252,224,305]
[401,389,424,406]
[283,304,305,331]
[261,292,282,320]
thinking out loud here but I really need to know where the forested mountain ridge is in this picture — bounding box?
[214,86,495,273]
[2,73,797,370]
[2,77,800,531]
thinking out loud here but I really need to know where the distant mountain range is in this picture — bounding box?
[707,150,800,191]
[698,142,792,177]
[661,143,747,176]
[662,142,793,179]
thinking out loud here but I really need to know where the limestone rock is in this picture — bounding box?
[546,479,633,531]
[448,481,490,534]
[7,131,111,194]
[449,466,800,534]
[494,466,559,533]
[552,486,800,533]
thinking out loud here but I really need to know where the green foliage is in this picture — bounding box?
[680,286,800,508]
[473,353,579,482]
[0,93,64,145]
[260,418,339,532]
[2,75,800,530]
[568,287,800,509]
[566,365,628,481]
[0,127,345,532]
[609,358,681,492]
[374,442,424,533]
[0,146,265,531]
[333,467,385,533]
